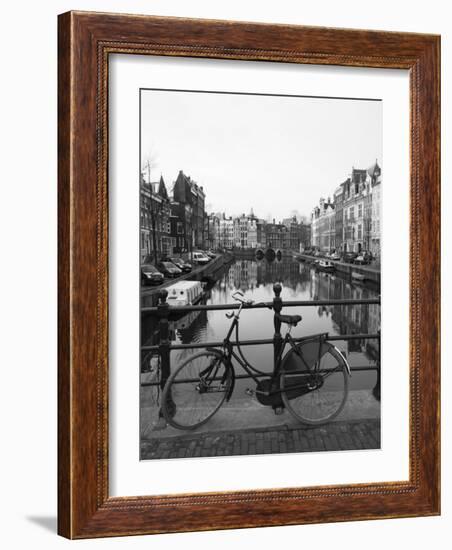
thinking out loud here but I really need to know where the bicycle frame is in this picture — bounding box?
[217,301,333,397]
[161,297,352,430]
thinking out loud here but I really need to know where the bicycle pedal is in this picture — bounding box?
[245,388,255,396]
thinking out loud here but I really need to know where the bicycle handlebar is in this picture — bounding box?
[226,298,273,320]
[232,291,254,306]
[230,293,275,310]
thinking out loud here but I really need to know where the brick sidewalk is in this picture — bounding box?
[140,419,380,460]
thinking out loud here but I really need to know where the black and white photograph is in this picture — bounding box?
[139,88,382,460]
[1,0,445,545]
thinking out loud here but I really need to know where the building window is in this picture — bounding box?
[358,224,362,240]
[358,204,363,218]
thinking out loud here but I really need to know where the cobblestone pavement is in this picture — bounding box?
[140,419,380,460]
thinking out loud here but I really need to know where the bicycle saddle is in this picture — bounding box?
[275,313,302,326]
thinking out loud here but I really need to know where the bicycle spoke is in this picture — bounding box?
[281,342,349,425]
[162,352,231,430]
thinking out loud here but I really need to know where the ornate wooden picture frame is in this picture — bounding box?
[58,11,440,538]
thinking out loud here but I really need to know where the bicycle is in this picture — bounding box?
[161,290,351,430]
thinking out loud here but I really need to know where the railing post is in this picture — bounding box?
[157,289,175,418]
[372,329,381,401]
[272,283,283,372]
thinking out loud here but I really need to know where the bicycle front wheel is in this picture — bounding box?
[280,340,349,425]
[161,350,232,430]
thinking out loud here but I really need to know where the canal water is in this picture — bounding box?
[141,258,381,394]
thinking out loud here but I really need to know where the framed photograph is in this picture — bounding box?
[58,11,440,538]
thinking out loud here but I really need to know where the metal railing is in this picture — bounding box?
[141,283,381,401]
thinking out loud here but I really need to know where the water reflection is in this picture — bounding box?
[141,258,380,388]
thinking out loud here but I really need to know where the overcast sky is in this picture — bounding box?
[141,89,382,221]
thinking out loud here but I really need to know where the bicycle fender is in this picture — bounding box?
[225,363,235,402]
[332,345,352,376]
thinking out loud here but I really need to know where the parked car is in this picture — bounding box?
[166,257,192,273]
[191,252,210,265]
[156,261,182,278]
[141,264,164,286]
[206,250,217,259]
[342,252,358,264]
[198,250,213,261]
[330,252,341,261]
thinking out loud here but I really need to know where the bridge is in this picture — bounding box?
[141,283,381,397]
[233,247,297,261]
[140,284,381,457]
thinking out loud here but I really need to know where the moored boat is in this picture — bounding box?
[316,260,336,273]
[166,280,204,306]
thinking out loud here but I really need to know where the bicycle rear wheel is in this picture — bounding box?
[161,350,232,430]
[280,340,349,425]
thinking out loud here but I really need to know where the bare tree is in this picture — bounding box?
[141,149,158,183]
[141,150,163,263]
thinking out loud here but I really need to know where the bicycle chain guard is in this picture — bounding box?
[255,379,284,407]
